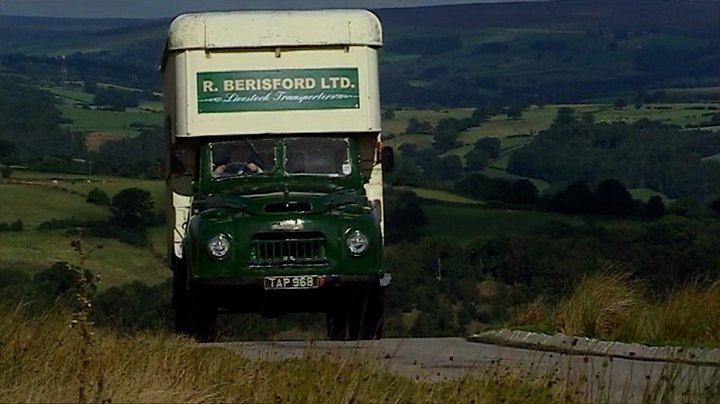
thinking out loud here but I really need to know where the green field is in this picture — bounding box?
[58,103,162,136]
[0,175,169,288]
[11,171,165,212]
[383,108,474,135]
[0,229,169,288]
[394,186,484,205]
[0,183,110,228]
[386,102,719,178]
[386,102,718,151]
[423,204,584,241]
[41,84,163,136]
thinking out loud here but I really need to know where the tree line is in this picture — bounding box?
[507,108,720,200]
[0,76,164,179]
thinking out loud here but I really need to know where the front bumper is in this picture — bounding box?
[188,273,390,316]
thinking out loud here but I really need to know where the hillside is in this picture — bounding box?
[0,0,717,104]
[1,0,720,344]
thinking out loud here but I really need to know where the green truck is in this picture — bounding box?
[161,10,392,341]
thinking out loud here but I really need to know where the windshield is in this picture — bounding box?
[211,138,276,178]
[285,137,351,176]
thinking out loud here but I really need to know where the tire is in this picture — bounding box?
[190,304,218,342]
[172,256,218,342]
[172,256,191,334]
[348,289,384,340]
[326,310,348,341]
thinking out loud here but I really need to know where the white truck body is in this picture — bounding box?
[162,10,386,261]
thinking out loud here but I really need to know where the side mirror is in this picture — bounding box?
[381,146,394,173]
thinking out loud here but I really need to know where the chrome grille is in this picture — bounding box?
[250,232,328,268]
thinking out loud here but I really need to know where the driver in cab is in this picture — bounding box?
[211,141,264,177]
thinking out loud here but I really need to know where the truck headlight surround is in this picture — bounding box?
[346,229,369,256]
[207,234,231,260]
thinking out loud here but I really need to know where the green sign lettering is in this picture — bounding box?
[197,68,360,113]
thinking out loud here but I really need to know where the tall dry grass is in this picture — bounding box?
[554,270,646,340]
[0,304,577,403]
[552,270,720,346]
[646,280,720,346]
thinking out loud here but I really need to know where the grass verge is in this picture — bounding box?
[516,270,720,348]
[0,304,575,403]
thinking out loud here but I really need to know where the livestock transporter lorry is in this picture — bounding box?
[161,10,392,341]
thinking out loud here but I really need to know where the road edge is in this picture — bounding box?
[466,329,720,367]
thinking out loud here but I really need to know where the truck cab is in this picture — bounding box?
[161,10,391,341]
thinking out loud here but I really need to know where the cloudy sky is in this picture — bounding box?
[0,0,548,19]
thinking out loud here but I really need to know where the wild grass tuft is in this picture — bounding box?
[550,269,720,347]
[646,280,720,346]
[553,270,646,340]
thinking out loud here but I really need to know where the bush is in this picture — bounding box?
[37,217,91,231]
[553,270,645,340]
[110,188,154,229]
[86,188,110,206]
[0,165,11,179]
[0,219,23,232]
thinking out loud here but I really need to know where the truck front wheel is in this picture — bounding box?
[189,304,218,342]
[348,289,384,340]
[172,256,191,334]
[326,310,348,340]
[172,256,218,342]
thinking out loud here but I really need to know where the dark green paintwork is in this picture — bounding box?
[183,136,382,282]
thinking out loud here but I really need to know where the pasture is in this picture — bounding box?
[11,171,165,212]
[0,183,110,228]
[0,175,169,288]
[423,204,584,241]
[43,83,163,136]
[0,229,169,288]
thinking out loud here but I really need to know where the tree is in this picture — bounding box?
[550,181,594,214]
[464,149,489,171]
[110,187,154,229]
[93,86,139,110]
[593,179,635,216]
[86,187,110,206]
[553,107,576,125]
[0,165,10,180]
[454,173,510,201]
[415,148,443,183]
[506,105,524,120]
[386,191,428,244]
[432,118,460,152]
[439,155,463,181]
[398,143,418,158]
[503,179,539,205]
[391,159,422,187]
[473,137,501,159]
[406,117,433,134]
[645,195,666,219]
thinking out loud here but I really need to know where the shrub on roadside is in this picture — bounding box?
[553,270,645,340]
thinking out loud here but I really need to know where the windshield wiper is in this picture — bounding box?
[242,138,267,168]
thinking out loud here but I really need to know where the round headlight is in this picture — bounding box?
[207,234,231,260]
[346,230,369,256]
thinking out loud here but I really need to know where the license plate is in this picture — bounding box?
[264,275,318,290]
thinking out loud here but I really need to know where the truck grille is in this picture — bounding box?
[250,232,328,268]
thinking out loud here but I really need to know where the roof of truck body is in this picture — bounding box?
[164,9,381,57]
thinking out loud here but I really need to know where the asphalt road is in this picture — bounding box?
[210,337,720,403]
